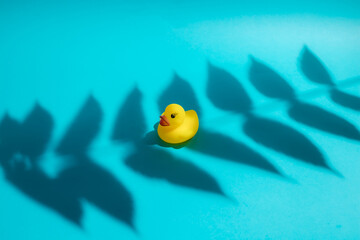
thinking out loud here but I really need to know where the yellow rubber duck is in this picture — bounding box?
[157,104,199,144]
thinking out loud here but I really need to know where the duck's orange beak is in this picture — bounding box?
[159,115,170,126]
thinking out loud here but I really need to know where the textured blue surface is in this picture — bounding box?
[1,1,360,239]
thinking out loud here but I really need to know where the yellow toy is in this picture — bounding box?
[157,104,199,144]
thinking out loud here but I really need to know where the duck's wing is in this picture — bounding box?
[184,110,199,133]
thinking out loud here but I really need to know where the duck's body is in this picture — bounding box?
[157,104,199,144]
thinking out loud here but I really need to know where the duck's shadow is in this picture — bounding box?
[143,122,191,149]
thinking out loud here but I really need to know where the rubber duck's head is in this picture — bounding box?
[159,104,185,128]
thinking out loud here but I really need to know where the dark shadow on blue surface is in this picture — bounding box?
[288,101,360,141]
[158,73,202,117]
[0,97,136,229]
[126,144,225,195]
[293,98,359,141]
[0,105,83,226]
[207,62,252,113]
[187,128,282,175]
[56,96,102,155]
[112,87,146,142]
[248,56,360,141]
[208,62,339,173]
[112,87,225,196]
[243,115,332,170]
[56,95,135,229]
[19,103,54,161]
[56,155,134,228]
[300,46,360,111]
[299,46,334,86]
[330,88,360,111]
[249,56,295,100]
[145,125,281,175]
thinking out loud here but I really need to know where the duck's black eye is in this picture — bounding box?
[171,114,176,118]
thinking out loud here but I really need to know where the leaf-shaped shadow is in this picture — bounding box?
[243,115,330,169]
[0,114,23,159]
[299,46,334,86]
[207,62,252,113]
[288,101,360,141]
[56,95,102,155]
[56,95,135,228]
[6,162,83,226]
[330,88,360,111]
[126,144,225,196]
[246,56,359,141]
[300,46,360,111]
[187,129,281,175]
[158,73,202,117]
[57,155,134,228]
[0,108,83,226]
[249,57,296,100]
[19,103,54,161]
[112,87,146,142]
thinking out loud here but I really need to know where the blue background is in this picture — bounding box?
[0,1,360,239]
